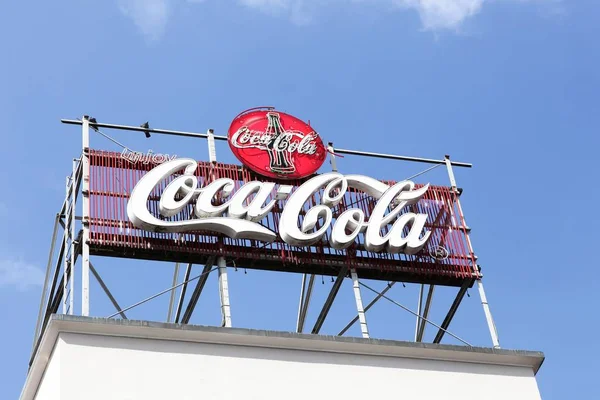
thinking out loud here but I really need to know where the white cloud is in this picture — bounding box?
[236,0,561,30]
[394,0,484,30]
[0,258,45,291]
[118,0,171,41]
[118,0,562,39]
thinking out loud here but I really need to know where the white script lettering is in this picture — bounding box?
[127,159,432,254]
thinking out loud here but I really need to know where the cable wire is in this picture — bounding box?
[75,117,132,152]
[106,266,218,319]
[403,163,442,182]
[359,281,472,347]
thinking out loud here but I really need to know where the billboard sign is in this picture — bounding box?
[84,109,477,286]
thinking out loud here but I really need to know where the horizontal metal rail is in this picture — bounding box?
[61,119,472,167]
[61,119,227,141]
[331,148,472,168]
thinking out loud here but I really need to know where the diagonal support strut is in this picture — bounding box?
[181,256,215,324]
[433,279,472,344]
[311,267,348,334]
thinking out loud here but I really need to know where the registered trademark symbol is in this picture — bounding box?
[429,245,449,261]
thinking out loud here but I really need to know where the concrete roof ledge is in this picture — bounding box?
[22,315,545,400]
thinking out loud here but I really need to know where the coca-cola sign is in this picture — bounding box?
[127,159,432,255]
[228,108,327,180]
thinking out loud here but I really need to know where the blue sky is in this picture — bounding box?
[1,0,598,399]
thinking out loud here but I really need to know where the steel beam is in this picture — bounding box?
[61,119,227,141]
[297,274,315,333]
[61,119,472,167]
[81,116,91,316]
[174,263,193,323]
[433,279,472,344]
[69,159,77,314]
[332,148,472,168]
[181,256,215,324]
[42,222,68,329]
[350,269,369,338]
[217,257,232,328]
[296,274,307,332]
[338,282,395,336]
[311,267,348,334]
[415,284,424,341]
[32,214,60,352]
[477,279,501,349]
[89,262,127,319]
[166,262,180,322]
[416,285,435,342]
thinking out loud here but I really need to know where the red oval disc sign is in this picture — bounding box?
[228,108,327,180]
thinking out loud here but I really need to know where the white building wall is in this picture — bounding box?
[34,330,542,400]
[33,340,61,400]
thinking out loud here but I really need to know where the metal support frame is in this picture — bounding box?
[327,142,338,172]
[433,279,471,343]
[217,256,232,328]
[32,214,60,350]
[416,285,435,342]
[61,119,472,168]
[62,176,70,315]
[166,262,180,322]
[296,274,307,332]
[181,256,215,324]
[296,274,315,333]
[69,159,77,314]
[174,263,193,323]
[338,282,395,336]
[415,284,424,341]
[42,228,67,330]
[207,129,217,163]
[477,280,500,349]
[446,155,500,348]
[89,262,127,319]
[81,116,91,316]
[45,117,498,350]
[350,269,369,338]
[312,267,348,334]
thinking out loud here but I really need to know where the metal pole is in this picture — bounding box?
[338,282,395,336]
[181,258,214,324]
[444,155,458,189]
[61,119,472,168]
[297,274,315,333]
[61,119,228,141]
[207,129,217,163]
[217,256,232,328]
[447,155,500,349]
[477,279,501,349]
[433,280,471,344]
[166,262,180,322]
[69,159,76,315]
[327,142,338,172]
[32,214,60,349]
[350,269,369,338]
[106,266,218,319]
[296,274,307,332]
[360,282,472,347]
[414,284,424,341]
[174,263,193,323]
[332,147,472,168]
[81,116,91,316]
[312,267,348,334]
[62,176,69,315]
[89,262,127,319]
[417,285,435,342]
